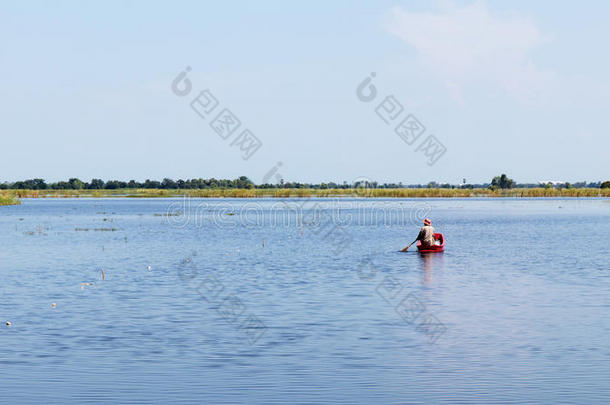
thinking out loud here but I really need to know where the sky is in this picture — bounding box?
[1,0,609,185]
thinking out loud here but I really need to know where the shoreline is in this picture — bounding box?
[0,196,20,206]
[2,188,610,199]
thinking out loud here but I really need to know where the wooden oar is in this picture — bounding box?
[401,239,418,252]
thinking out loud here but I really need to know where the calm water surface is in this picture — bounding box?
[1,198,609,404]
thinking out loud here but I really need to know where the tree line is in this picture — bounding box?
[1,177,256,190]
[0,177,418,190]
[0,175,608,190]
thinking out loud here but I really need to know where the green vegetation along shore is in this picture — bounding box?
[3,188,610,199]
[0,194,20,205]
[3,175,610,191]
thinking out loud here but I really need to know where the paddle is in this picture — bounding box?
[401,239,418,252]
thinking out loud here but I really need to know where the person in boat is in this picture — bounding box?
[401,218,436,251]
[417,218,437,247]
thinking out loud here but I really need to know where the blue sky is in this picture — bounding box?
[1,0,609,184]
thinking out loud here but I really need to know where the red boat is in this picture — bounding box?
[417,233,445,253]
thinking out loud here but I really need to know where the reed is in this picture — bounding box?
[0,192,20,206]
[2,188,609,199]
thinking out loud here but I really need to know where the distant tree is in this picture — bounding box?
[235,176,254,189]
[161,178,178,189]
[69,178,84,190]
[143,179,161,189]
[88,179,105,189]
[13,179,47,190]
[490,174,515,189]
[601,181,610,189]
[104,180,122,189]
[52,181,71,189]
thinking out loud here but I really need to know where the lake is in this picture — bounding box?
[1,198,609,404]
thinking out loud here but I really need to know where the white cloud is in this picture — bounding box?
[386,1,556,104]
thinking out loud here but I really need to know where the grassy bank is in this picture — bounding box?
[0,193,20,205]
[2,188,610,199]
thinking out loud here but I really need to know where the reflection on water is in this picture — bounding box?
[1,198,610,404]
[418,251,445,285]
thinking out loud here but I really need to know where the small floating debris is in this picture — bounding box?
[154,211,183,217]
[147,266,152,271]
[101,269,105,280]
[51,303,57,308]
[75,228,117,232]
[80,282,92,289]
[5,321,11,326]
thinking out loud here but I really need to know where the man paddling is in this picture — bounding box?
[401,218,436,251]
